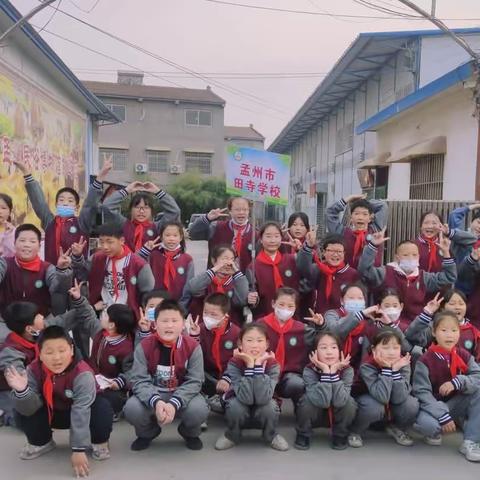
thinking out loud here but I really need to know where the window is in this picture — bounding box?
[146,150,168,173]
[185,152,212,174]
[409,154,444,200]
[335,122,353,155]
[105,104,126,122]
[185,109,212,126]
[99,148,128,171]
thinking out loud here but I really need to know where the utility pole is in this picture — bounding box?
[0,0,57,44]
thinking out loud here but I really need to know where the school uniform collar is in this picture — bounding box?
[103,334,128,346]
[387,261,420,279]
[228,220,251,233]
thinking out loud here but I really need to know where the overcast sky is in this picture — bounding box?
[12,0,480,145]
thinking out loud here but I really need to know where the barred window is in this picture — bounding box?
[146,150,168,173]
[185,109,212,126]
[185,152,212,174]
[409,154,444,200]
[99,148,128,171]
[105,104,126,122]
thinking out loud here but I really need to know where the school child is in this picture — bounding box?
[457,247,480,327]
[71,222,154,317]
[188,197,254,272]
[188,293,240,400]
[124,300,208,451]
[138,221,194,302]
[413,311,480,462]
[280,211,309,254]
[0,282,96,426]
[349,329,419,448]
[14,158,112,264]
[246,222,299,320]
[102,180,181,253]
[406,290,480,361]
[326,193,387,269]
[5,326,114,477]
[358,230,457,323]
[257,287,325,405]
[214,323,289,451]
[295,332,357,450]
[297,233,359,314]
[136,290,171,342]
[415,211,476,273]
[0,224,73,323]
[0,193,15,258]
[186,245,248,326]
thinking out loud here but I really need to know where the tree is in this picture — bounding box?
[169,173,229,223]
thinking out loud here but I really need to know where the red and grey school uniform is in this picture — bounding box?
[458,254,480,328]
[138,245,194,302]
[350,356,419,435]
[101,188,181,252]
[193,321,240,396]
[24,175,104,263]
[296,365,357,440]
[13,359,113,453]
[186,269,249,326]
[257,313,323,403]
[413,346,480,442]
[297,244,359,314]
[222,357,280,444]
[189,216,255,273]
[358,242,457,323]
[326,198,388,269]
[246,251,299,320]
[0,256,72,320]
[72,248,154,320]
[123,334,208,441]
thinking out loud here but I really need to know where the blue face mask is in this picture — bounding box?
[344,299,366,313]
[146,307,156,322]
[56,205,75,218]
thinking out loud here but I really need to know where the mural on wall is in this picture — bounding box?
[0,62,86,226]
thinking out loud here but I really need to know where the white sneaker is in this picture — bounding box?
[460,440,480,462]
[215,434,236,450]
[385,425,414,446]
[270,434,289,451]
[19,440,56,460]
[92,442,110,461]
[424,434,442,446]
[348,433,363,448]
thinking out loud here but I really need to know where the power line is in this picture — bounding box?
[67,0,100,14]
[37,0,62,34]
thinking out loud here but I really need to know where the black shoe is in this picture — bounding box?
[294,433,310,450]
[130,437,154,451]
[178,425,203,450]
[331,436,348,450]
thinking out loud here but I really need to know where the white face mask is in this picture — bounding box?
[399,259,419,274]
[382,307,402,323]
[274,307,295,322]
[146,307,156,322]
[343,299,366,313]
[203,315,223,331]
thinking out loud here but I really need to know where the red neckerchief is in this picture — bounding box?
[428,344,468,377]
[15,255,42,272]
[211,274,230,293]
[54,216,68,257]
[343,321,366,356]
[256,250,283,289]
[156,333,178,390]
[211,318,228,378]
[263,312,295,372]
[421,235,438,271]
[41,364,55,424]
[163,249,180,291]
[313,258,346,301]
[108,245,131,301]
[132,219,153,252]
[460,321,480,343]
[9,332,39,358]
[232,223,246,257]
[352,229,367,264]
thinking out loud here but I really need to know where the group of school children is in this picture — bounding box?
[1,157,480,477]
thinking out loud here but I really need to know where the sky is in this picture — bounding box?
[11,0,480,146]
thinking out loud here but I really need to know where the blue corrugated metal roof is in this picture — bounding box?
[0,0,119,123]
[268,28,480,154]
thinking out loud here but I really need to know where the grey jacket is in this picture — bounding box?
[24,175,102,234]
[360,362,412,405]
[413,356,480,423]
[225,361,280,406]
[303,365,354,409]
[404,310,434,348]
[128,340,204,412]
[102,188,180,228]
[326,198,388,235]
[13,365,96,451]
[458,253,480,284]
[188,214,221,241]
[358,242,457,291]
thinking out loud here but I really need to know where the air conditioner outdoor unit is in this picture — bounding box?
[170,164,183,174]
[135,163,148,173]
